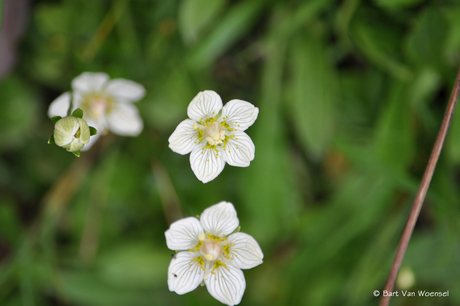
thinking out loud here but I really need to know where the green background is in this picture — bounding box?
[0,0,460,305]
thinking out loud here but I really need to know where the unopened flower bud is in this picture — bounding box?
[54,116,90,152]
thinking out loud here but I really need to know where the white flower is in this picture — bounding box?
[168,90,259,183]
[165,201,263,306]
[54,116,90,152]
[48,72,145,150]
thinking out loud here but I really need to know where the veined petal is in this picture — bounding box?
[106,102,143,136]
[225,232,263,269]
[48,92,71,117]
[190,146,225,183]
[64,139,85,152]
[105,78,146,102]
[76,118,90,144]
[53,129,73,147]
[165,217,204,251]
[72,72,109,93]
[54,116,80,146]
[205,264,246,306]
[222,132,255,167]
[169,119,200,155]
[168,252,204,295]
[222,99,259,131]
[80,132,101,152]
[200,202,239,236]
[187,90,223,122]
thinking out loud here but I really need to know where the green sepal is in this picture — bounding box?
[72,150,81,157]
[89,126,98,136]
[50,116,62,125]
[71,108,84,118]
[48,134,55,144]
[231,226,241,234]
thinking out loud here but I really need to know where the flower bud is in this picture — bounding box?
[53,116,90,152]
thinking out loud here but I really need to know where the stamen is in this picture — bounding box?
[74,128,81,138]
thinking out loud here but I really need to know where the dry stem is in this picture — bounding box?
[380,67,460,306]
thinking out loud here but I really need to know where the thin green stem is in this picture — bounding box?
[380,67,460,306]
[67,90,74,116]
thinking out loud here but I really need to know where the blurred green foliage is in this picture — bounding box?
[1,0,460,305]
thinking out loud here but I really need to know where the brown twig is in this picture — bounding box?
[380,67,460,306]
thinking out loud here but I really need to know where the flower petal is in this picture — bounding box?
[80,131,101,151]
[76,118,90,144]
[221,99,259,131]
[53,129,73,147]
[187,90,223,122]
[168,252,204,295]
[64,139,85,152]
[165,217,204,251]
[222,132,255,167]
[72,72,109,93]
[54,116,80,146]
[106,102,143,136]
[205,264,246,306]
[225,232,263,269]
[169,119,200,155]
[200,201,239,236]
[72,91,84,109]
[190,146,225,183]
[48,92,71,117]
[79,116,104,151]
[105,78,146,102]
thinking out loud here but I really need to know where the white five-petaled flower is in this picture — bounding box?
[165,201,263,306]
[168,90,259,183]
[48,72,145,150]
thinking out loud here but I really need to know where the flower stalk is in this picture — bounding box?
[380,67,460,306]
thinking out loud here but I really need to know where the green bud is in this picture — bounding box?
[53,116,90,152]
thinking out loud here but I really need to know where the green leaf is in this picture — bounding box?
[241,9,303,245]
[0,76,39,151]
[406,10,448,68]
[178,0,227,45]
[97,243,171,289]
[72,150,81,157]
[59,269,161,306]
[286,34,337,159]
[71,108,83,118]
[89,126,98,136]
[446,7,460,57]
[349,10,412,81]
[188,0,264,69]
[447,98,460,164]
[47,134,55,145]
[50,116,62,125]
[35,3,72,36]
[374,81,415,171]
[375,0,425,9]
